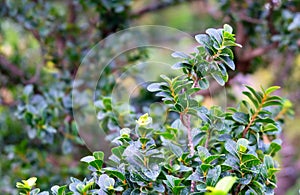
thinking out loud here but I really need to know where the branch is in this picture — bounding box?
[180,113,196,192]
[180,113,194,156]
[0,54,25,78]
[0,54,41,84]
[238,12,264,24]
[266,0,278,35]
[239,42,278,62]
[131,0,201,17]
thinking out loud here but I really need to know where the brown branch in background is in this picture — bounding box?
[68,0,76,24]
[238,12,264,24]
[0,54,24,78]
[0,54,41,84]
[266,0,278,35]
[131,0,201,17]
[67,0,76,45]
[239,42,278,62]
[235,21,247,46]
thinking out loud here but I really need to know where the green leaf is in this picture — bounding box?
[245,85,263,102]
[57,185,67,195]
[200,163,212,173]
[223,24,233,34]
[147,82,167,92]
[195,34,210,47]
[262,123,279,134]
[82,181,94,192]
[104,169,126,181]
[220,47,234,59]
[186,88,201,95]
[80,156,95,163]
[29,188,40,195]
[155,131,174,139]
[164,175,183,188]
[262,100,282,107]
[211,71,226,86]
[248,180,264,194]
[264,155,275,170]
[93,151,104,161]
[206,165,221,186]
[240,153,261,167]
[160,74,172,84]
[206,28,222,44]
[224,140,238,156]
[220,56,235,70]
[197,146,211,161]
[100,175,115,190]
[239,174,252,185]
[103,97,112,110]
[267,139,282,156]
[89,159,103,171]
[223,40,242,47]
[198,78,209,89]
[172,62,191,69]
[232,112,249,125]
[242,91,259,108]
[204,154,225,164]
[111,146,125,159]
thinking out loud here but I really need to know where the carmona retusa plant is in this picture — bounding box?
[17,24,293,195]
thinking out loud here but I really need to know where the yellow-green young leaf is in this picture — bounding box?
[82,181,94,193]
[237,138,249,153]
[283,99,293,109]
[205,187,227,195]
[25,177,37,187]
[206,176,237,195]
[214,176,237,192]
[136,113,152,126]
[16,177,37,190]
[265,86,280,95]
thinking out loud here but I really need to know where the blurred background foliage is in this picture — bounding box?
[0,0,299,194]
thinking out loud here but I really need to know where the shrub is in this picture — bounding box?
[16,24,292,195]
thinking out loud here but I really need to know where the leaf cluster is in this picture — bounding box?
[17,24,293,195]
